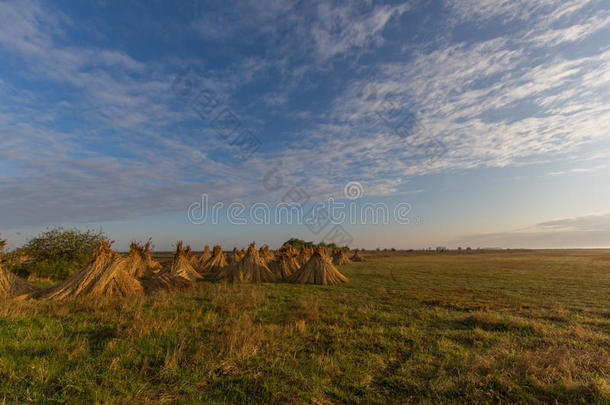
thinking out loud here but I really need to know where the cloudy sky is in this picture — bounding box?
[1,0,609,250]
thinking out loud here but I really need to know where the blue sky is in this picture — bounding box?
[1,0,609,251]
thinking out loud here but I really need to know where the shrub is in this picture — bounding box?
[284,238,315,251]
[15,227,107,281]
[284,238,349,252]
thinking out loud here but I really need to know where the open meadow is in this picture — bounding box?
[1,250,609,403]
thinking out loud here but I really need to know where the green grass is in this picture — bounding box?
[1,250,609,403]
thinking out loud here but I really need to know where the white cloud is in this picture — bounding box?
[311,2,410,60]
[450,212,610,248]
[445,0,581,26]
[572,164,609,173]
[534,212,610,231]
[1,0,609,231]
[528,14,610,47]
[261,91,289,107]
[302,10,610,181]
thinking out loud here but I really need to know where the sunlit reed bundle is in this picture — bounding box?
[193,245,212,273]
[297,246,313,267]
[126,242,161,279]
[201,245,228,273]
[332,249,351,265]
[143,241,163,274]
[184,245,193,260]
[269,245,300,279]
[170,241,203,282]
[259,244,275,263]
[216,243,277,282]
[131,241,192,292]
[281,244,298,258]
[141,270,192,292]
[350,249,366,262]
[0,240,40,299]
[228,247,242,266]
[41,240,146,299]
[287,245,348,285]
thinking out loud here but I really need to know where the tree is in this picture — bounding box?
[284,238,316,251]
[15,227,108,280]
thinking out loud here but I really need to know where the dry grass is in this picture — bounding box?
[0,249,608,403]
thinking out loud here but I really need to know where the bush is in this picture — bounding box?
[284,238,315,251]
[284,238,349,252]
[16,227,107,281]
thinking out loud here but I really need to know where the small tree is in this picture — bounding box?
[284,238,316,251]
[15,227,107,280]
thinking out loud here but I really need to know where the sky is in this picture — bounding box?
[0,0,609,251]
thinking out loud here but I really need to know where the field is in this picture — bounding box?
[1,250,609,403]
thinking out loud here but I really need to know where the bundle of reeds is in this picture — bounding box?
[142,241,163,274]
[228,247,242,265]
[201,245,228,273]
[216,243,276,282]
[126,242,162,279]
[192,245,212,273]
[350,249,366,262]
[269,245,300,279]
[297,246,313,267]
[0,240,40,299]
[287,245,348,285]
[132,241,193,292]
[169,241,203,281]
[332,249,351,265]
[40,240,146,299]
[259,244,275,263]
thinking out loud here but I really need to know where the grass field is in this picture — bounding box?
[1,250,609,403]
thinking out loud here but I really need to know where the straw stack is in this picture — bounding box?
[216,243,277,282]
[287,245,348,285]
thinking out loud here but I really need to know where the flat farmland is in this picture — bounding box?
[1,250,609,403]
